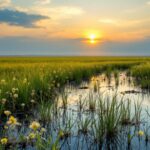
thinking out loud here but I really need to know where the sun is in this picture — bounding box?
[82,30,103,45]
[89,34,96,40]
[89,34,97,44]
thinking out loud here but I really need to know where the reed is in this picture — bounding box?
[38,100,52,123]
[78,117,91,134]
[88,92,96,112]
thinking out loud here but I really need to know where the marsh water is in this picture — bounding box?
[5,72,150,150]
[53,72,150,150]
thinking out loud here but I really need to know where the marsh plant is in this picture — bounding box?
[78,117,91,134]
[114,70,119,87]
[58,117,73,140]
[98,95,123,139]
[61,91,68,109]
[38,100,53,123]
[132,63,150,90]
[105,68,112,85]
[88,92,96,112]
[133,101,142,125]
[53,96,59,116]
[120,99,132,125]
[92,118,105,144]
[91,77,100,93]
[77,95,85,111]
[94,81,99,93]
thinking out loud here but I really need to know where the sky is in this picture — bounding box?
[0,0,150,56]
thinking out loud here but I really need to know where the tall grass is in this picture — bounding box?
[38,101,52,123]
[91,94,143,145]
[132,62,150,89]
[0,57,149,114]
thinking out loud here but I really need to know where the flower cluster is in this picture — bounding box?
[29,121,40,131]
[1,138,8,145]
[7,115,20,126]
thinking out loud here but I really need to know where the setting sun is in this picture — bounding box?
[89,34,97,44]
[89,34,96,40]
[82,30,103,45]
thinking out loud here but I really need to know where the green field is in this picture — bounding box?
[0,57,150,149]
[0,57,150,114]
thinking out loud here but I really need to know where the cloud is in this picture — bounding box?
[0,0,11,8]
[147,1,150,5]
[35,0,51,5]
[98,18,150,29]
[51,6,84,17]
[98,19,117,25]
[0,9,49,27]
[32,6,84,20]
[23,5,85,32]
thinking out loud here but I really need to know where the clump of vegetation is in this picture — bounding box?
[97,95,122,139]
[58,123,72,140]
[120,102,131,125]
[78,117,91,134]
[132,62,150,90]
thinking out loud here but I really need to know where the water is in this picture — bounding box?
[58,72,150,116]
[55,72,150,150]
[3,72,150,150]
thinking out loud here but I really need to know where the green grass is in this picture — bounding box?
[131,62,150,89]
[0,56,149,114]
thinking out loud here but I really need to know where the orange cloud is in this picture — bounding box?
[0,0,11,8]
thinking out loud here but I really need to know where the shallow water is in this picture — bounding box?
[58,72,150,114]
[55,72,150,150]
[2,72,150,150]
